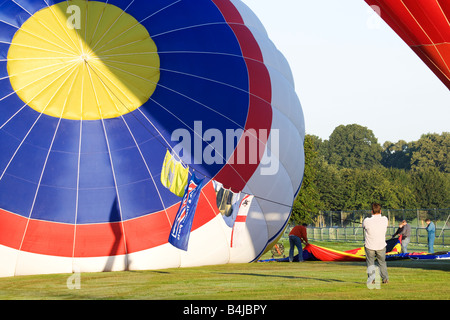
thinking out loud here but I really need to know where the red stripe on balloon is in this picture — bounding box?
[0,181,220,257]
[211,0,273,193]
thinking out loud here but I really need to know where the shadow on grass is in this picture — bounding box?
[387,259,450,272]
[215,272,362,284]
[342,259,450,272]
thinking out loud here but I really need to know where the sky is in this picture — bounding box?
[241,0,450,145]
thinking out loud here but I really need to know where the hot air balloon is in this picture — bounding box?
[366,0,450,90]
[0,0,304,276]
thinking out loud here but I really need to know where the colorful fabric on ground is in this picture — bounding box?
[344,238,402,257]
[258,238,407,262]
[303,244,366,262]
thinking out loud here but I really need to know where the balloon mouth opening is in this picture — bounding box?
[7,1,161,121]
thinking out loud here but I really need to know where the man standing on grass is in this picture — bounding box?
[288,223,308,262]
[425,218,436,254]
[392,220,411,253]
[363,203,389,285]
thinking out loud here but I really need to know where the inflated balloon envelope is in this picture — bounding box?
[0,0,305,276]
[365,0,450,90]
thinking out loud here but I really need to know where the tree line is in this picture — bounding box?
[292,124,450,223]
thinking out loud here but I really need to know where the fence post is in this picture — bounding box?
[417,208,419,228]
[416,227,419,245]
[387,209,390,227]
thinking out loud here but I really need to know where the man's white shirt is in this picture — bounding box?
[363,214,388,250]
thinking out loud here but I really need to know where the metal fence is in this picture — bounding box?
[299,208,450,247]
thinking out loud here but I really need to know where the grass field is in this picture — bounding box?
[0,241,448,300]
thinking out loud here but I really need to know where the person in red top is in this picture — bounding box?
[289,223,308,262]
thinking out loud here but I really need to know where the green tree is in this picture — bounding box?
[411,168,450,208]
[315,160,344,210]
[381,140,412,170]
[304,126,448,213]
[321,167,416,211]
[338,168,396,210]
[308,134,326,160]
[385,168,417,209]
[410,132,450,173]
[291,135,322,223]
[324,124,382,169]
